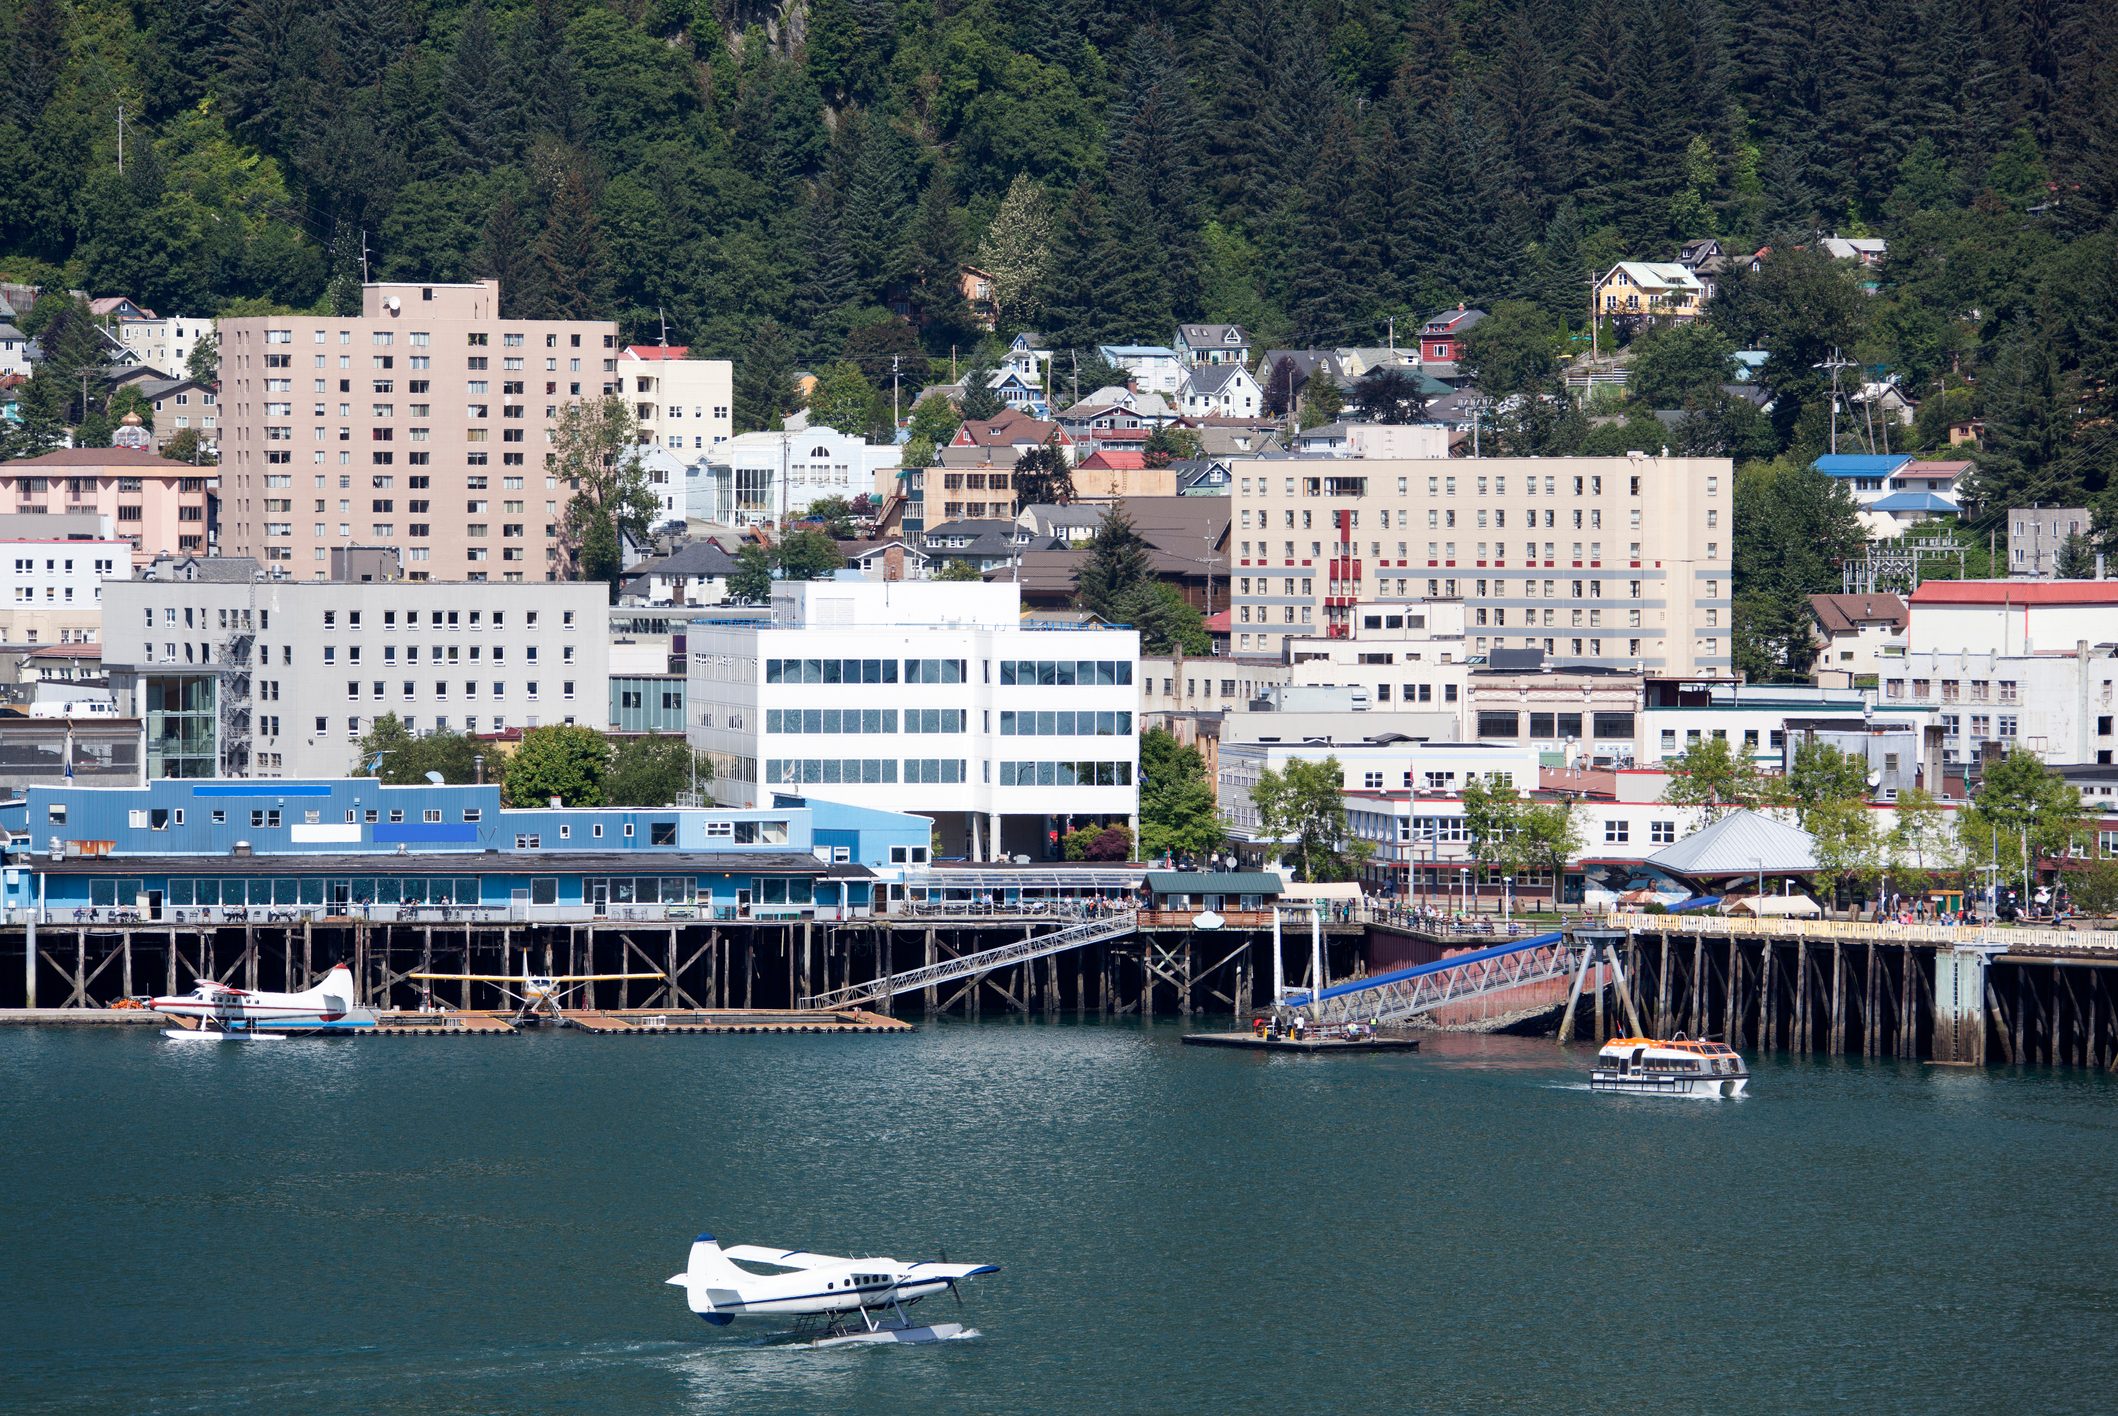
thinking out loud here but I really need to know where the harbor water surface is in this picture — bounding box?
[6,1021,2118,1413]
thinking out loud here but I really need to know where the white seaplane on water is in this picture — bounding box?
[146,963,374,1040]
[667,1233,998,1346]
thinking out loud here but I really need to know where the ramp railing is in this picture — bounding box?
[1287,932,1581,1027]
[801,913,1138,1008]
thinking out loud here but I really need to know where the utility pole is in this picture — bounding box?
[116,104,124,174]
[1815,347,1855,455]
[891,353,902,430]
[1589,270,1599,361]
[1387,314,1395,353]
[360,229,371,284]
[658,306,669,347]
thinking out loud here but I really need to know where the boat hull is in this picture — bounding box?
[1589,1070,1746,1098]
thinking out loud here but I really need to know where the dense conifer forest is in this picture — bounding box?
[2,0,2114,542]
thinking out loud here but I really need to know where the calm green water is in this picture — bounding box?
[5,1021,2118,1413]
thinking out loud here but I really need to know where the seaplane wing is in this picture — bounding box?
[718,1245,853,1271]
[903,1260,1001,1281]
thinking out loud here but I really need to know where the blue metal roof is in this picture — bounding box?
[1813,454,1912,478]
[1867,490,1958,512]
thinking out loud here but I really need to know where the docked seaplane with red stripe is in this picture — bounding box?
[668,1233,998,1346]
[145,963,375,1041]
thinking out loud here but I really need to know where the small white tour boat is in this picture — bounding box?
[1590,1034,1748,1097]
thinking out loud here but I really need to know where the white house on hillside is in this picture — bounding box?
[1178,362,1263,419]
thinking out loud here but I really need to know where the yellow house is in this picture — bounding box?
[1595,261,1705,323]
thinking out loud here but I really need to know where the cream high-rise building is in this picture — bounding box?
[216,282,618,582]
[1230,453,1732,674]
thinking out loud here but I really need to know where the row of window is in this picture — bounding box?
[1476,712,1638,740]
[999,711,1134,736]
[996,660,1135,687]
[997,761,1135,787]
[764,708,966,734]
[766,658,901,684]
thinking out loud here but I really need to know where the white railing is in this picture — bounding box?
[1300,936,1583,1027]
[1601,909,2118,954]
[802,913,1138,1008]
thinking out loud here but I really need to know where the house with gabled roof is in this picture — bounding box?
[1175,323,1251,367]
[1178,362,1263,419]
[1097,343,1183,396]
[1595,262,1705,325]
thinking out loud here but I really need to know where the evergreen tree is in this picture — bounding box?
[903,170,975,352]
[445,2,517,171]
[1282,109,1371,346]
[531,167,612,320]
[733,318,798,432]
[1073,509,1153,619]
[1040,183,1117,350]
[474,192,542,315]
[840,115,914,302]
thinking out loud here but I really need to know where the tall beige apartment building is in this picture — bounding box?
[216,281,619,582]
[1231,453,1732,674]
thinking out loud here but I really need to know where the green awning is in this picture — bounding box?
[1143,871,1284,898]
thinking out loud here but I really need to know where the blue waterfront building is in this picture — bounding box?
[0,779,932,924]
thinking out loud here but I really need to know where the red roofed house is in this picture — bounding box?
[1070,448,1175,500]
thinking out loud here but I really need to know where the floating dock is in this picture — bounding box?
[1181,1031,1422,1053]
[0,1006,910,1036]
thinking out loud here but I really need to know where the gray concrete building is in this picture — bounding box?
[2007,506,2092,577]
[100,577,610,779]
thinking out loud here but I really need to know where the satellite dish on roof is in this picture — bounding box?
[425,771,445,785]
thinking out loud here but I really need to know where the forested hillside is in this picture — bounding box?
[2,0,2115,482]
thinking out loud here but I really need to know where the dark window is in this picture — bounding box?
[1477,711,1520,739]
[649,821,676,846]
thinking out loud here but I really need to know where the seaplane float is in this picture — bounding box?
[145,963,376,1041]
[1590,1033,1749,1097]
[667,1233,997,1347]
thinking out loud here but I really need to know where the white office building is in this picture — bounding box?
[690,427,899,527]
[101,577,611,779]
[686,579,1140,859]
[0,537,131,646]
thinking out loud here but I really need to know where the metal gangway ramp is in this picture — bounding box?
[1287,932,1581,1027]
[802,913,1138,1009]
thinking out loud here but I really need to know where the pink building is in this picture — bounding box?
[216,281,618,582]
[0,448,213,566]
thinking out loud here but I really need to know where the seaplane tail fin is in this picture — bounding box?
[675,1234,746,1323]
[684,1233,748,1282]
[311,963,356,1000]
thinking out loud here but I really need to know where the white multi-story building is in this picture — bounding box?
[101,577,611,779]
[691,427,899,527]
[114,315,212,376]
[1231,453,1732,673]
[617,346,733,457]
[1096,344,1183,397]
[0,538,130,646]
[686,580,1139,859]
